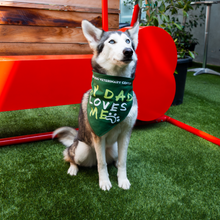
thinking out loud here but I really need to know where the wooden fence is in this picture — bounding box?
[0,0,120,55]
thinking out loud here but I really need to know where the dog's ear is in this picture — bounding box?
[82,20,103,50]
[126,22,139,49]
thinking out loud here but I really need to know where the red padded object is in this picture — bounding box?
[0,55,92,111]
[121,26,177,121]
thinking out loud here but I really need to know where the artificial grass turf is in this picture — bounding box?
[0,63,220,219]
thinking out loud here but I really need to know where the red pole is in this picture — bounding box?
[165,116,220,146]
[135,115,220,146]
[102,0,108,31]
[130,4,140,26]
[0,132,53,147]
[0,116,219,147]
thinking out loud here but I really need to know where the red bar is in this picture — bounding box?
[0,132,53,147]
[1,116,219,147]
[130,4,140,26]
[102,0,108,31]
[0,128,80,147]
[135,115,220,146]
[165,116,220,146]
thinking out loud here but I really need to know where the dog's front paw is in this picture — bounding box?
[67,163,79,176]
[99,179,112,191]
[118,178,131,190]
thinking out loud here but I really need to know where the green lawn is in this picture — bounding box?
[0,63,220,219]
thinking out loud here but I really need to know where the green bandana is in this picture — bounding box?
[87,71,134,137]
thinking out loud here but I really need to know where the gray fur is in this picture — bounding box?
[77,101,93,146]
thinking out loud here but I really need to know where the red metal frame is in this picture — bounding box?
[166,116,220,146]
[0,132,53,146]
[136,116,220,146]
[1,115,219,147]
[102,0,108,31]
[130,4,140,26]
[0,0,219,147]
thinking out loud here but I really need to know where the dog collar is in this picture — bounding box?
[87,71,134,137]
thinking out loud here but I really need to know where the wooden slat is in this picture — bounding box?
[0,43,92,55]
[0,25,87,43]
[0,7,119,28]
[0,1,120,13]
[0,26,118,43]
[0,0,120,10]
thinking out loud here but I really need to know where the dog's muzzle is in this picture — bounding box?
[122,48,133,63]
[123,48,133,58]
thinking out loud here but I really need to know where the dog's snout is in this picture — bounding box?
[123,48,133,58]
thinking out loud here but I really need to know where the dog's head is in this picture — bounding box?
[82,20,139,77]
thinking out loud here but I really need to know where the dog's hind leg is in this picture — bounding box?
[63,140,79,176]
[64,140,97,176]
[67,163,79,176]
[74,141,96,167]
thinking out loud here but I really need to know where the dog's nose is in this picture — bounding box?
[123,48,133,58]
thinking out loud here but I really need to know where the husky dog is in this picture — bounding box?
[53,20,139,191]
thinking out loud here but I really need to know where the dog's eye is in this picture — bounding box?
[126,39,130,44]
[109,40,116,44]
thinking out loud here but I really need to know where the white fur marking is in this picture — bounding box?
[67,163,79,176]
[117,133,131,190]
[53,127,76,147]
[74,141,96,167]
[93,137,112,191]
[118,177,131,190]
[99,179,112,191]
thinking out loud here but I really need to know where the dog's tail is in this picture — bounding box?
[53,127,78,147]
